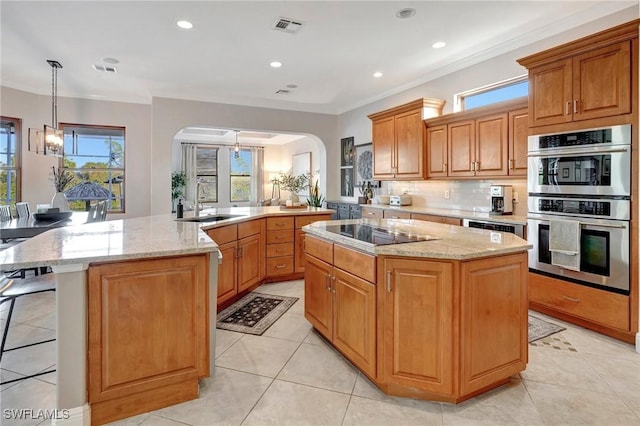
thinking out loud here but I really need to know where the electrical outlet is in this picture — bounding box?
[513,191,519,203]
[444,190,450,199]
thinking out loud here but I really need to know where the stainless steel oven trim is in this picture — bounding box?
[527,195,631,221]
[527,145,629,157]
[462,219,525,239]
[527,124,631,152]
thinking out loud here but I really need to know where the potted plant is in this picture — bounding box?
[51,166,74,212]
[277,173,308,204]
[306,179,325,207]
[171,171,186,212]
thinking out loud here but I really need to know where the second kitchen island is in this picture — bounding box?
[303,218,532,403]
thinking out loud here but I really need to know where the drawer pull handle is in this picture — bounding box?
[386,271,392,292]
[275,249,284,253]
[565,101,571,115]
[562,295,581,303]
[275,235,284,239]
[573,99,578,114]
[367,212,376,216]
[325,274,331,291]
[275,264,286,269]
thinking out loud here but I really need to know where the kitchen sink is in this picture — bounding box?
[176,214,244,223]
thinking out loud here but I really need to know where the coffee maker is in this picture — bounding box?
[489,185,513,215]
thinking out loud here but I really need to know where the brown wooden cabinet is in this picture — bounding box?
[207,219,265,305]
[410,213,462,226]
[294,214,332,273]
[87,255,209,424]
[305,235,377,378]
[369,98,445,180]
[266,216,294,277]
[426,99,525,179]
[361,206,384,219]
[382,209,411,219]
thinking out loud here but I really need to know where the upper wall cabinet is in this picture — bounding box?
[368,98,445,180]
[518,20,638,129]
[425,98,527,179]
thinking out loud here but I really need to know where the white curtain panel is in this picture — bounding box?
[181,143,197,206]
[250,147,265,205]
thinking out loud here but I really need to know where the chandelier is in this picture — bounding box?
[28,59,64,156]
[233,130,241,159]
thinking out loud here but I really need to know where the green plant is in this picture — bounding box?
[52,166,74,192]
[277,173,308,194]
[171,171,186,200]
[306,179,325,207]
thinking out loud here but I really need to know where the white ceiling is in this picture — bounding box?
[1,1,637,116]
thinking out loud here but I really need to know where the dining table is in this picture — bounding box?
[0,212,89,242]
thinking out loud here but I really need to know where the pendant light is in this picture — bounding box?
[28,59,64,157]
[233,130,241,159]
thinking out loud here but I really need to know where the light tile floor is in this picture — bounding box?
[1,279,639,426]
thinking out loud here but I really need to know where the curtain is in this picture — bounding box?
[250,147,264,205]
[181,143,197,206]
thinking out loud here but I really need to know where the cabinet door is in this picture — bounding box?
[448,120,475,177]
[333,268,376,378]
[574,40,631,121]
[294,230,306,273]
[475,113,508,177]
[217,241,238,305]
[460,254,528,395]
[410,213,462,226]
[361,206,384,219]
[426,125,448,178]
[379,257,454,394]
[395,110,425,179]
[528,58,573,127]
[304,255,333,339]
[237,233,262,293]
[372,117,396,179]
[508,108,529,176]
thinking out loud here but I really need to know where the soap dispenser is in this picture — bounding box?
[176,199,184,218]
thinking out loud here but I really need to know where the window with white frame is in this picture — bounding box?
[0,117,21,205]
[62,124,125,212]
[196,147,218,203]
[455,76,528,111]
[230,149,251,202]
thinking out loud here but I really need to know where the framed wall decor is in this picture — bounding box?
[341,136,355,167]
[340,167,354,197]
[354,143,373,187]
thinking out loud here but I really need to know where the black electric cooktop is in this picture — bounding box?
[323,223,435,246]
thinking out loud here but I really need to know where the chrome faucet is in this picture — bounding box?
[195,179,203,217]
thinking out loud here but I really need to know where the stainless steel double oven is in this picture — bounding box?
[527,125,631,294]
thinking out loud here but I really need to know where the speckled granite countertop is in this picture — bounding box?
[359,204,528,225]
[303,218,532,260]
[0,206,334,270]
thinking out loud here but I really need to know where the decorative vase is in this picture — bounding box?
[289,193,299,204]
[51,192,70,212]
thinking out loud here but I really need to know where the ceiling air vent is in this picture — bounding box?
[272,17,303,34]
[276,89,291,95]
[93,64,117,73]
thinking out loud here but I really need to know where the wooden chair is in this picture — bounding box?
[0,274,56,385]
[15,202,30,218]
[0,205,11,221]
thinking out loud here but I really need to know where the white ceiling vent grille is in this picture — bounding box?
[276,89,291,95]
[93,64,117,73]
[272,17,303,34]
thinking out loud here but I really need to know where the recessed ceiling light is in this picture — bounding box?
[396,8,416,19]
[373,72,383,78]
[432,41,446,49]
[270,61,282,68]
[286,84,298,89]
[176,20,193,30]
[102,57,119,64]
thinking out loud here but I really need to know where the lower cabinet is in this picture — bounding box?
[304,236,377,378]
[410,213,462,226]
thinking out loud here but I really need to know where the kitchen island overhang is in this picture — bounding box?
[302,218,532,404]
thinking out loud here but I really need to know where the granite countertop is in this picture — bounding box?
[303,218,532,260]
[359,204,528,225]
[0,206,334,270]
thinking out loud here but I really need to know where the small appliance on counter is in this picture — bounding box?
[389,194,412,206]
[489,185,513,215]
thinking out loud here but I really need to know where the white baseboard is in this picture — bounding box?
[636,332,640,354]
[51,404,90,426]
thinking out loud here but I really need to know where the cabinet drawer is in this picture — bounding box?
[411,213,462,226]
[238,219,262,239]
[334,244,375,283]
[267,216,294,230]
[295,214,331,229]
[529,272,629,330]
[266,242,294,258]
[206,224,237,245]
[361,207,383,219]
[266,256,294,276]
[383,210,411,219]
[305,235,333,264]
[266,229,294,244]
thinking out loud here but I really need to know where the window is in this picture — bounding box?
[62,124,125,212]
[0,117,21,205]
[196,147,218,203]
[455,76,528,111]
[230,150,251,202]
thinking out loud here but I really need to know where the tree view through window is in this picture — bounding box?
[230,150,251,202]
[0,117,20,205]
[196,147,218,203]
[62,125,125,212]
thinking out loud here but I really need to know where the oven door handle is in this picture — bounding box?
[527,147,629,157]
[528,218,628,230]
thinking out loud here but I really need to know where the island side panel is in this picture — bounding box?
[87,254,209,425]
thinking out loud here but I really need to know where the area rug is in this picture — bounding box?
[528,314,566,343]
[217,292,298,335]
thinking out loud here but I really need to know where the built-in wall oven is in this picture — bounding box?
[527,125,631,295]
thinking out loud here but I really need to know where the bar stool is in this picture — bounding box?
[0,274,56,385]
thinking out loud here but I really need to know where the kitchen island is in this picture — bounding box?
[302,218,532,403]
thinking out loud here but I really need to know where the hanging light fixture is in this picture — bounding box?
[233,130,241,159]
[28,59,64,157]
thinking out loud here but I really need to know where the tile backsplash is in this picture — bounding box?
[382,179,528,216]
